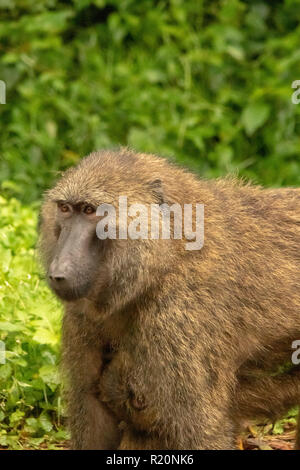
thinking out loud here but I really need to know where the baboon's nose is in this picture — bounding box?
[48,262,72,299]
[48,259,70,286]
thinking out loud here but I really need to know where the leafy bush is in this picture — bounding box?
[0,196,66,449]
[0,0,300,204]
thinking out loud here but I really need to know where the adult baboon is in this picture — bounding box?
[39,148,300,449]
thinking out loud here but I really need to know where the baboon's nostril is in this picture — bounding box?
[53,276,65,282]
[49,273,66,282]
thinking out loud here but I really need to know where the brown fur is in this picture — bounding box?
[39,148,300,449]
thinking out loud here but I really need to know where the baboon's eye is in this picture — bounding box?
[83,205,95,215]
[58,202,70,213]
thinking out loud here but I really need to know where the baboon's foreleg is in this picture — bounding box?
[118,428,164,450]
[62,310,121,449]
[235,368,300,423]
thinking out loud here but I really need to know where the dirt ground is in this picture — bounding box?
[240,421,296,450]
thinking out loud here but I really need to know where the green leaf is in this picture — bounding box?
[39,365,60,387]
[0,248,12,273]
[33,329,59,345]
[25,417,40,434]
[242,102,270,136]
[0,321,24,332]
[38,413,53,433]
[0,363,12,380]
[272,420,284,435]
[9,410,25,426]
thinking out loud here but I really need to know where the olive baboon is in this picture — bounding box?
[39,149,300,449]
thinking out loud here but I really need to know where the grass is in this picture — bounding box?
[0,196,68,449]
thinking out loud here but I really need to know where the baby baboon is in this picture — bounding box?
[39,148,300,449]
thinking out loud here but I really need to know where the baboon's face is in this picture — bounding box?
[48,200,102,301]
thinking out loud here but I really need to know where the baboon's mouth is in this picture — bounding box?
[50,281,91,302]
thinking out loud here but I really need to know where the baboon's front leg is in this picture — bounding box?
[62,310,121,450]
[118,427,164,450]
[68,388,121,450]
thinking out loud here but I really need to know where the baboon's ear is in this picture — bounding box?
[147,179,165,205]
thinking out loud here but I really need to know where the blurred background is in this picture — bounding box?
[0,0,300,449]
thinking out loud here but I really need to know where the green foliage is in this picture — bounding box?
[0,196,67,448]
[272,408,298,436]
[1,0,300,203]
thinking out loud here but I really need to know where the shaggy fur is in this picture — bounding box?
[39,148,300,449]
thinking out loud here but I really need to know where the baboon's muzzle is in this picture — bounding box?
[48,216,99,301]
